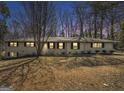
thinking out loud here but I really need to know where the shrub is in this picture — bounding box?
[87,51,91,54]
[61,52,65,55]
[96,50,100,54]
[102,50,106,53]
[48,52,54,56]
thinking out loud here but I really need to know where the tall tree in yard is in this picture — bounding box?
[88,2,100,38]
[0,2,9,57]
[106,2,121,40]
[23,1,56,56]
[10,20,20,39]
[10,10,32,39]
[58,9,66,37]
[0,2,9,41]
[98,2,109,39]
[95,2,118,39]
[74,2,87,39]
[96,2,116,39]
[87,15,93,38]
[88,1,121,39]
[58,9,76,37]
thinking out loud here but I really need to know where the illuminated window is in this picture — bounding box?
[10,52,17,57]
[26,42,34,47]
[49,43,54,49]
[72,42,79,49]
[9,42,17,47]
[92,43,103,48]
[58,43,64,49]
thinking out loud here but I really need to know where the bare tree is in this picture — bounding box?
[106,2,122,40]
[58,9,65,37]
[74,2,87,39]
[9,20,20,39]
[14,10,32,39]
[23,1,56,56]
[63,11,75,37]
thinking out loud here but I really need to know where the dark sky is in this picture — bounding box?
[5,1,75,25]
[6,1,74,17]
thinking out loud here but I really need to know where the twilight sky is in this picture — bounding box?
[5,1,75,26]
[4,1,120,38]
[6,1,74,17]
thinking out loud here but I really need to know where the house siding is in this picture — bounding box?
[3,41,115,58]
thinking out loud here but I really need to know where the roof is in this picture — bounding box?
[5,37,118,43]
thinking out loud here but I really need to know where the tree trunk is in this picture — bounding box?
[94,13,97,38]
[110,19,114,40]
[79,21,84,39]
[89,25,92,38]
[107,28,110,39]
[100,16,104,39]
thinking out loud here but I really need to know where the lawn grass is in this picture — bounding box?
[0,55,124,90]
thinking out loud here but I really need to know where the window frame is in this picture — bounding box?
[9,42,18,47]
[48,42,55,49]
[91,42,104,48]
[71,42,80,50]
[25,42,35,47]
[58,42,65,49]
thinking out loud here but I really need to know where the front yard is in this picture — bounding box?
[0,55,124,90]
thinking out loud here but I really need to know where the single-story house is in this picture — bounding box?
[2,37,116,58]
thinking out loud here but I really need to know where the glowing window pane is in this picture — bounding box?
[10,42,13,46]
[30,43,34,47]
[49,43,54,49]
[92,43,102,48]
[14,43,16,46]
[10,42,17,47]
[73,43,78,49]
[59,43,63,49]
[26,42,34,47]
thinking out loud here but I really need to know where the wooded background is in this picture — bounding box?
[0,1,124,56]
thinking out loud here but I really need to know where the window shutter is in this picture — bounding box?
[91,43,93,48]
[8,42,10,46]
[34,42,36,47]
[53,42,55,49]
[78,42,80,49]
[24,42,26,47]
[57,42,59,49]
[47,42,50,49]
[17,42,19,47]
[63,42,65,49]
[102,43,104,48]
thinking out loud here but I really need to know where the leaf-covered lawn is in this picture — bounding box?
[0,55,124,90]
